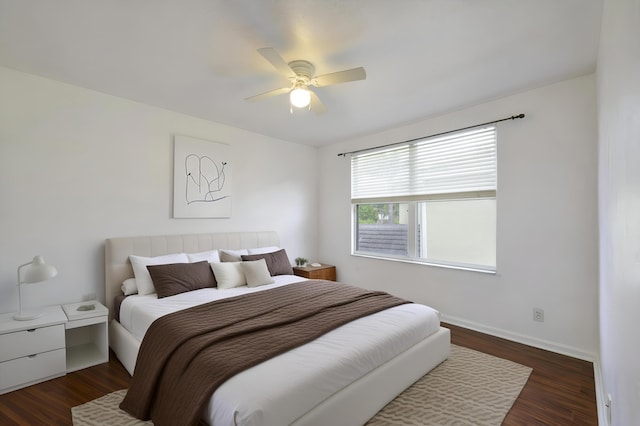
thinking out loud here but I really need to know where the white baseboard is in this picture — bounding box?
[441,314,596,361]
[441,315,607,425]
[593,357,609,426]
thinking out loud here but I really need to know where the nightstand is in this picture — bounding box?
[62,301,108,372]
[0,305,67,394]
[292,264,337,281]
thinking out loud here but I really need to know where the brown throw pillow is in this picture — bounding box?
[147,261,216,298]
[241,248,293,276]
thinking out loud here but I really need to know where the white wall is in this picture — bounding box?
[597,0,640,424]
[319,74,599,359]
[0,66,319,313]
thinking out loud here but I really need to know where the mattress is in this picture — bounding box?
[119,276,442,426]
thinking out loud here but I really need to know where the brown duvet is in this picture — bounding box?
[120,280,410,426]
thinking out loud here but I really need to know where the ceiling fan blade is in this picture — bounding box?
[309,90,327,115]
[312,67,366,87]
[245,87,290,103]
[257,47,296,78]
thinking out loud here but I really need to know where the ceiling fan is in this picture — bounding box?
[245,47,366,114]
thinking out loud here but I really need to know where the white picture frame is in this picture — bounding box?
[173,135,232,218]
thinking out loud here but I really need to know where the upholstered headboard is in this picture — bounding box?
[104,231,280,319]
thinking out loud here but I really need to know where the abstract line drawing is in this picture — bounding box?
[173,135,232,218]
[184,154,228,204]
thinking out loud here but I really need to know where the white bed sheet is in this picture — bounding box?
[119,276,441,426]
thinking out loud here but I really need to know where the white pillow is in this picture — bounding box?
[242,259,275,287]
[247,246,280,255]
[187,250,220,263]
[129,253,189,295]
[121,278,138,296]
[211,262,246,289]
[219,249,249,262]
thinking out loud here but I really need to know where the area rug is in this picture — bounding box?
[72,345,531,426]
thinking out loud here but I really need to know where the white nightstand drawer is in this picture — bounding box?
[0,348,66,393]
[0,324,65,362]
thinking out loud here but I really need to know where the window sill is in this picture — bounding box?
[351,252,496,274]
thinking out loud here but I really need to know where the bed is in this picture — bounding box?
[105,231,450,426]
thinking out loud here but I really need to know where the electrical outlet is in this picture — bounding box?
[533,308,544,322]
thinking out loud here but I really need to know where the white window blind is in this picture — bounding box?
[351,126,497,200]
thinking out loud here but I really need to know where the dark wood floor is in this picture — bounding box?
[445,323,598,425]
[0,323,597,425]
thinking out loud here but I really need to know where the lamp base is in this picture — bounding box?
[14,310,44,321]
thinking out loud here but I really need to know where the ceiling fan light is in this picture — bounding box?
[290,87,311,108]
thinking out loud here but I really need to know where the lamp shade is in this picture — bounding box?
[21,255,58,283]
[290,87,311,108]
[14,255,58,320]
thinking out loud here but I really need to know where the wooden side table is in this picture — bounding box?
[292,264,337,281]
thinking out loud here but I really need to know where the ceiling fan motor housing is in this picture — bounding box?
[288,60,314,83]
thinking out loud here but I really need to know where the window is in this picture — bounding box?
[351,126,497,271]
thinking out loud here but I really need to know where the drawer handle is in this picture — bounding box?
[27,329,36,332]
[28,354,37,359]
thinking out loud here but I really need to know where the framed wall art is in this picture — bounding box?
[173,135,232,218]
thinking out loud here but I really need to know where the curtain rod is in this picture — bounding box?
[337,113,525,157]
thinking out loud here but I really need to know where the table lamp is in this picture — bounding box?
[14,255,58,321]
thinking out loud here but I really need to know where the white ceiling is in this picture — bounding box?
[0,0,603,146]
